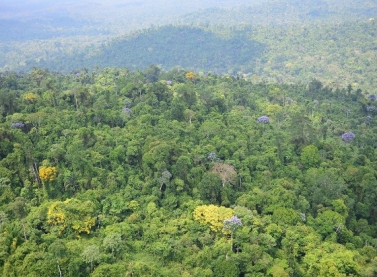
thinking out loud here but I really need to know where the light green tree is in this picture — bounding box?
[82,245,101,272]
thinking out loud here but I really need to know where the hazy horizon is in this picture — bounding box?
[1,0,375,75]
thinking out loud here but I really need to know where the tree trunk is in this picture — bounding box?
[230,231,233,252]
[21,219,27,241]
[32,162,42,187]
[57,260,62,277]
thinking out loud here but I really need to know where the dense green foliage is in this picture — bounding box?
[249,20,377,92]
[39,26,265,74]
[1,67,377,276]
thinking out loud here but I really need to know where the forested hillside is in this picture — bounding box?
[1,0,377,94]
[1,67,377,276]
[249,20,377,90]
[36,26,266,74]
[30,20,377,93]
[179,0,377,26]
[2,19,377,93]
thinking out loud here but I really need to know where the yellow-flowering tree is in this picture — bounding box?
[47,198,96,236]
[185,71,198,82]
[23,92,38,103]
[39,166,57,182]
[193,204,233,232]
